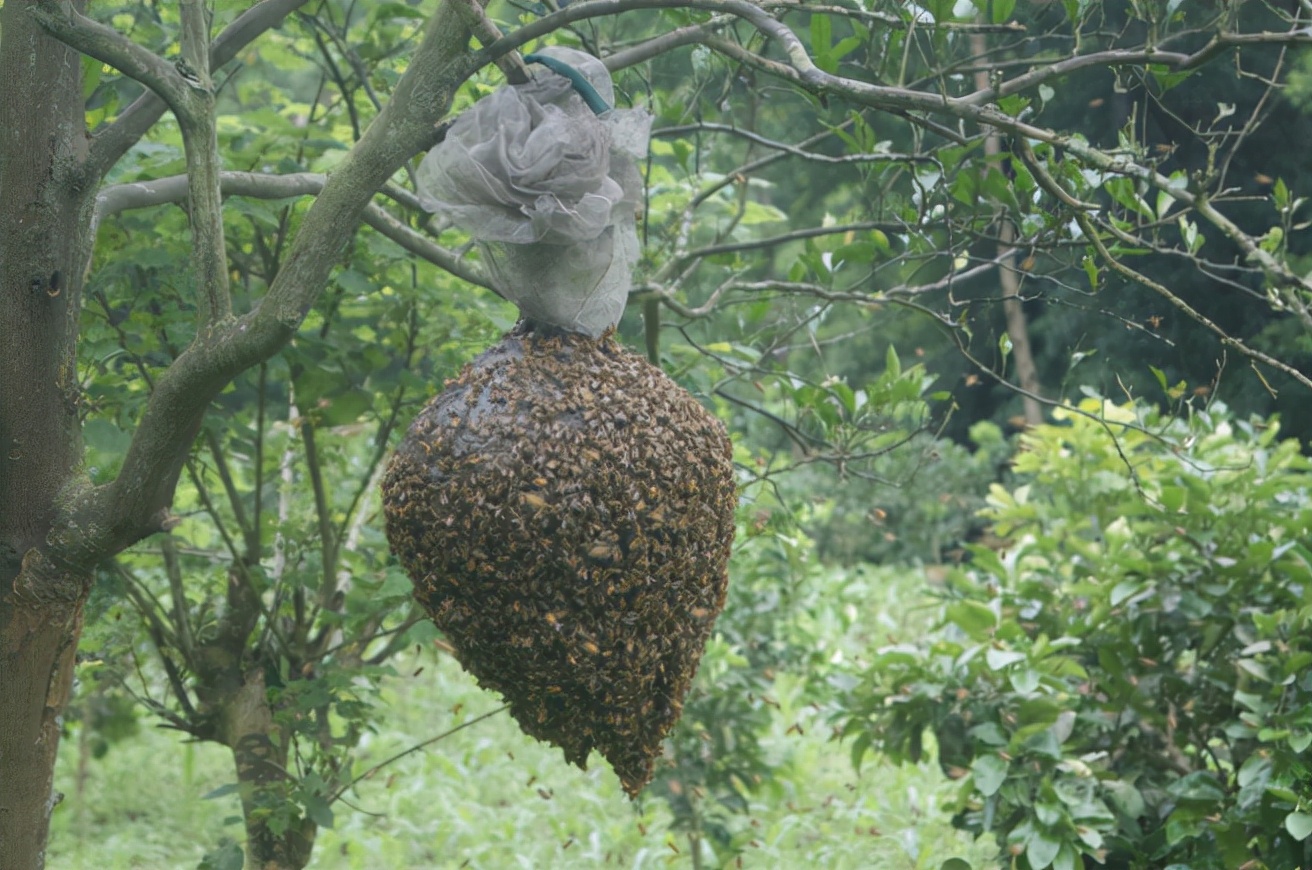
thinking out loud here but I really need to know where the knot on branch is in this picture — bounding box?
[11,548,89,607]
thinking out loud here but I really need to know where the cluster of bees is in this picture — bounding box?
[382,322,737,795]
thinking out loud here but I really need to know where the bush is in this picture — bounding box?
[842,399,1312,870]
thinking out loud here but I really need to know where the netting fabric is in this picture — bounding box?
[417,48,651,337]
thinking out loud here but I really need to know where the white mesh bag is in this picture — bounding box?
[417,48,652,337]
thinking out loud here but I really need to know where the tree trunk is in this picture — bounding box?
[221,671,317,870]
[0,2,94,867]
[972,33,1044,427]
[0,572,87,870]
[194,566,317,870]
[996,221,1045,426]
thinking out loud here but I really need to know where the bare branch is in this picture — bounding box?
[680,220,904,263]
[603,19,732,71]
[453,0,531,84]
[655,122,936,165]
[964,48,1195,106]
[328,705,509,804]
[779,3,1025,33]
[360,200,496,293]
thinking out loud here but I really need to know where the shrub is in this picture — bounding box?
[842,399,1312,869]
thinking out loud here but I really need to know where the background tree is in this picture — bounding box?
[5,1,1312,868]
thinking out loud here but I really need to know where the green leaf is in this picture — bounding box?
[304,795,335,830]
[1062,0,1091,23]
[970,722,1008,746]
[946,600,996,639]
[82,55,103,101]
[1149,64,1194,92]
[1051,842,1080,870]
[849,730,873,773]
[1104,780,1146,818]
[972,754,1008,797]
[1110,580,1144,607]
[317,388,373,426]
[1166,771,1225,803]
[940,860,974,870]
[1274,177,1291,211]
[201,783,241,801]
[1286,812,1312,841]
[986,647,1026,671]
[1009,667,1040,694]
[1027,829,1062,869]
[197,838,245,870]
[378,568,414,598]
[1081,253,1100,290]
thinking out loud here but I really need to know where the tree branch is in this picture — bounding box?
[1077,212,1312,393]
[654,122,935,165]
[62,0,480,565]
[603,19,732,71]
[88,0,313,178]
[31,1,193,121]
[94,170,493,293]
[177,0,232,326]
[679,220,904,263]
[452,0,530,84]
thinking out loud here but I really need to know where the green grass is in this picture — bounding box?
[47,566,997,869]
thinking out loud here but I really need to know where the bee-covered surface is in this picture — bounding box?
[381,322,737,795]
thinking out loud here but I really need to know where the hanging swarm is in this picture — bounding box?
[381,322,736,795]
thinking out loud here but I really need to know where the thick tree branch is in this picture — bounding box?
[452,0,530,84]
[62,0,480,565]
[31,2,193,120]
[177,0,231,326]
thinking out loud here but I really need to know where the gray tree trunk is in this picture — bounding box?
[0,3,96,866]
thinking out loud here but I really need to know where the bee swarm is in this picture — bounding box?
[381,322,736,795]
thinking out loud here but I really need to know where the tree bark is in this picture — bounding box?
[0,3,95,867]
[0,566,88,870]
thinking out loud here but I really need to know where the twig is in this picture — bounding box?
[1077,212,1312,392]
[329,705,510,803]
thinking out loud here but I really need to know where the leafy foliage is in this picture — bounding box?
[844,400,1312,869]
